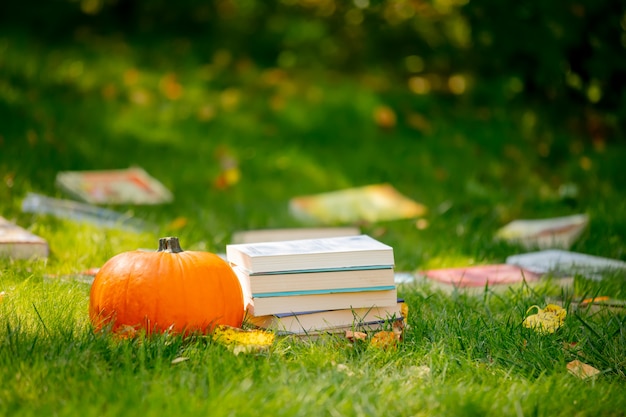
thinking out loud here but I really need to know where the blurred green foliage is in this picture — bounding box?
[1,0,625,135]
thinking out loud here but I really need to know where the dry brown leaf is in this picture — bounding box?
[345,330,367,341]
[567,360,600,379]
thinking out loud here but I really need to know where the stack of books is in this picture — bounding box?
[226,235,403,336]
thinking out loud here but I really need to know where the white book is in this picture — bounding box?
[226,234,394,274]
[234,265,395,295]
[55,167,173,205]
[495,214,588,250]
[0,216,49,260]
[231,227,361,244]
[506,249,626,280]
[249,288,398,316]
[248,302,404,335]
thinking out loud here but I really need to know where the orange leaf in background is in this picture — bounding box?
[123,68,140,86]
[261,68,288,86]
[373,105,397,129]
[213,168,241,189]
[567,360,601,379]
[101,83,118,100]
[213,146,240,189]
[197,105,216,122]
[0,291,6,301]
[415,218,429,230]
[406,112,431,133]
[580,296,610,306]
[159,73,183,100]
[167,217,188,230]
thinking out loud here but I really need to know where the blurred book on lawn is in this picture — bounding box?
[413,264,541,295]
[0,216,49,260]
[506,249,626,280]
[55,167,173,205]
[248,301,404,336]
[22,193,151,231]
[289,183,427,224]
[495,213,588,250]
[231,226,360,244]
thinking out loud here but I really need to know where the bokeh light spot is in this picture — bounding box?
[448,74,466,94]
[408,76,431,94]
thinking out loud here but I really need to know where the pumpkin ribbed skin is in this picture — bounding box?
[89,237,244,336]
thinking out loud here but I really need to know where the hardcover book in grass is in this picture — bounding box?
[0,216,49,260]
[506,249,626,280]
[495,213,588,250]
[248,301,404,335]
[226,234,394,274]
[55,167,173,205]
[231,226,361,244]
[416,264,540,294]
[289,183,427,224]
[249,287,398,316]
[233,265,395,295]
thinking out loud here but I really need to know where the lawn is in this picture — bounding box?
[1,23,626,417]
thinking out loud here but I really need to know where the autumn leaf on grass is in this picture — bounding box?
[523,304,566,334]
[400,302,409,319]
[167,217,188,231]
[567,360,601,380]
[212,325,275,355]
[370,330,400,350]
[345,330,368,342]
[0,291,6,301]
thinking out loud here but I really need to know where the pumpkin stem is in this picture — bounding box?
[158,237,184,253]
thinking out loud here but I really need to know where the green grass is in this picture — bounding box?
[1,28,626,416]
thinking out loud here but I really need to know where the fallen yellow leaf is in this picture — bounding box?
[523,304,566,334]
[212,325,274,355]
[400,302,409,319]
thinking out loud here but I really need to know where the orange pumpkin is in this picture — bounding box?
[89,236,244,336]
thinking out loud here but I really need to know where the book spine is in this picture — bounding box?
[252,285,396,298]
[250,289,398,316]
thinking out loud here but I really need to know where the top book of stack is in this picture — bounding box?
[226,234,394,274]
